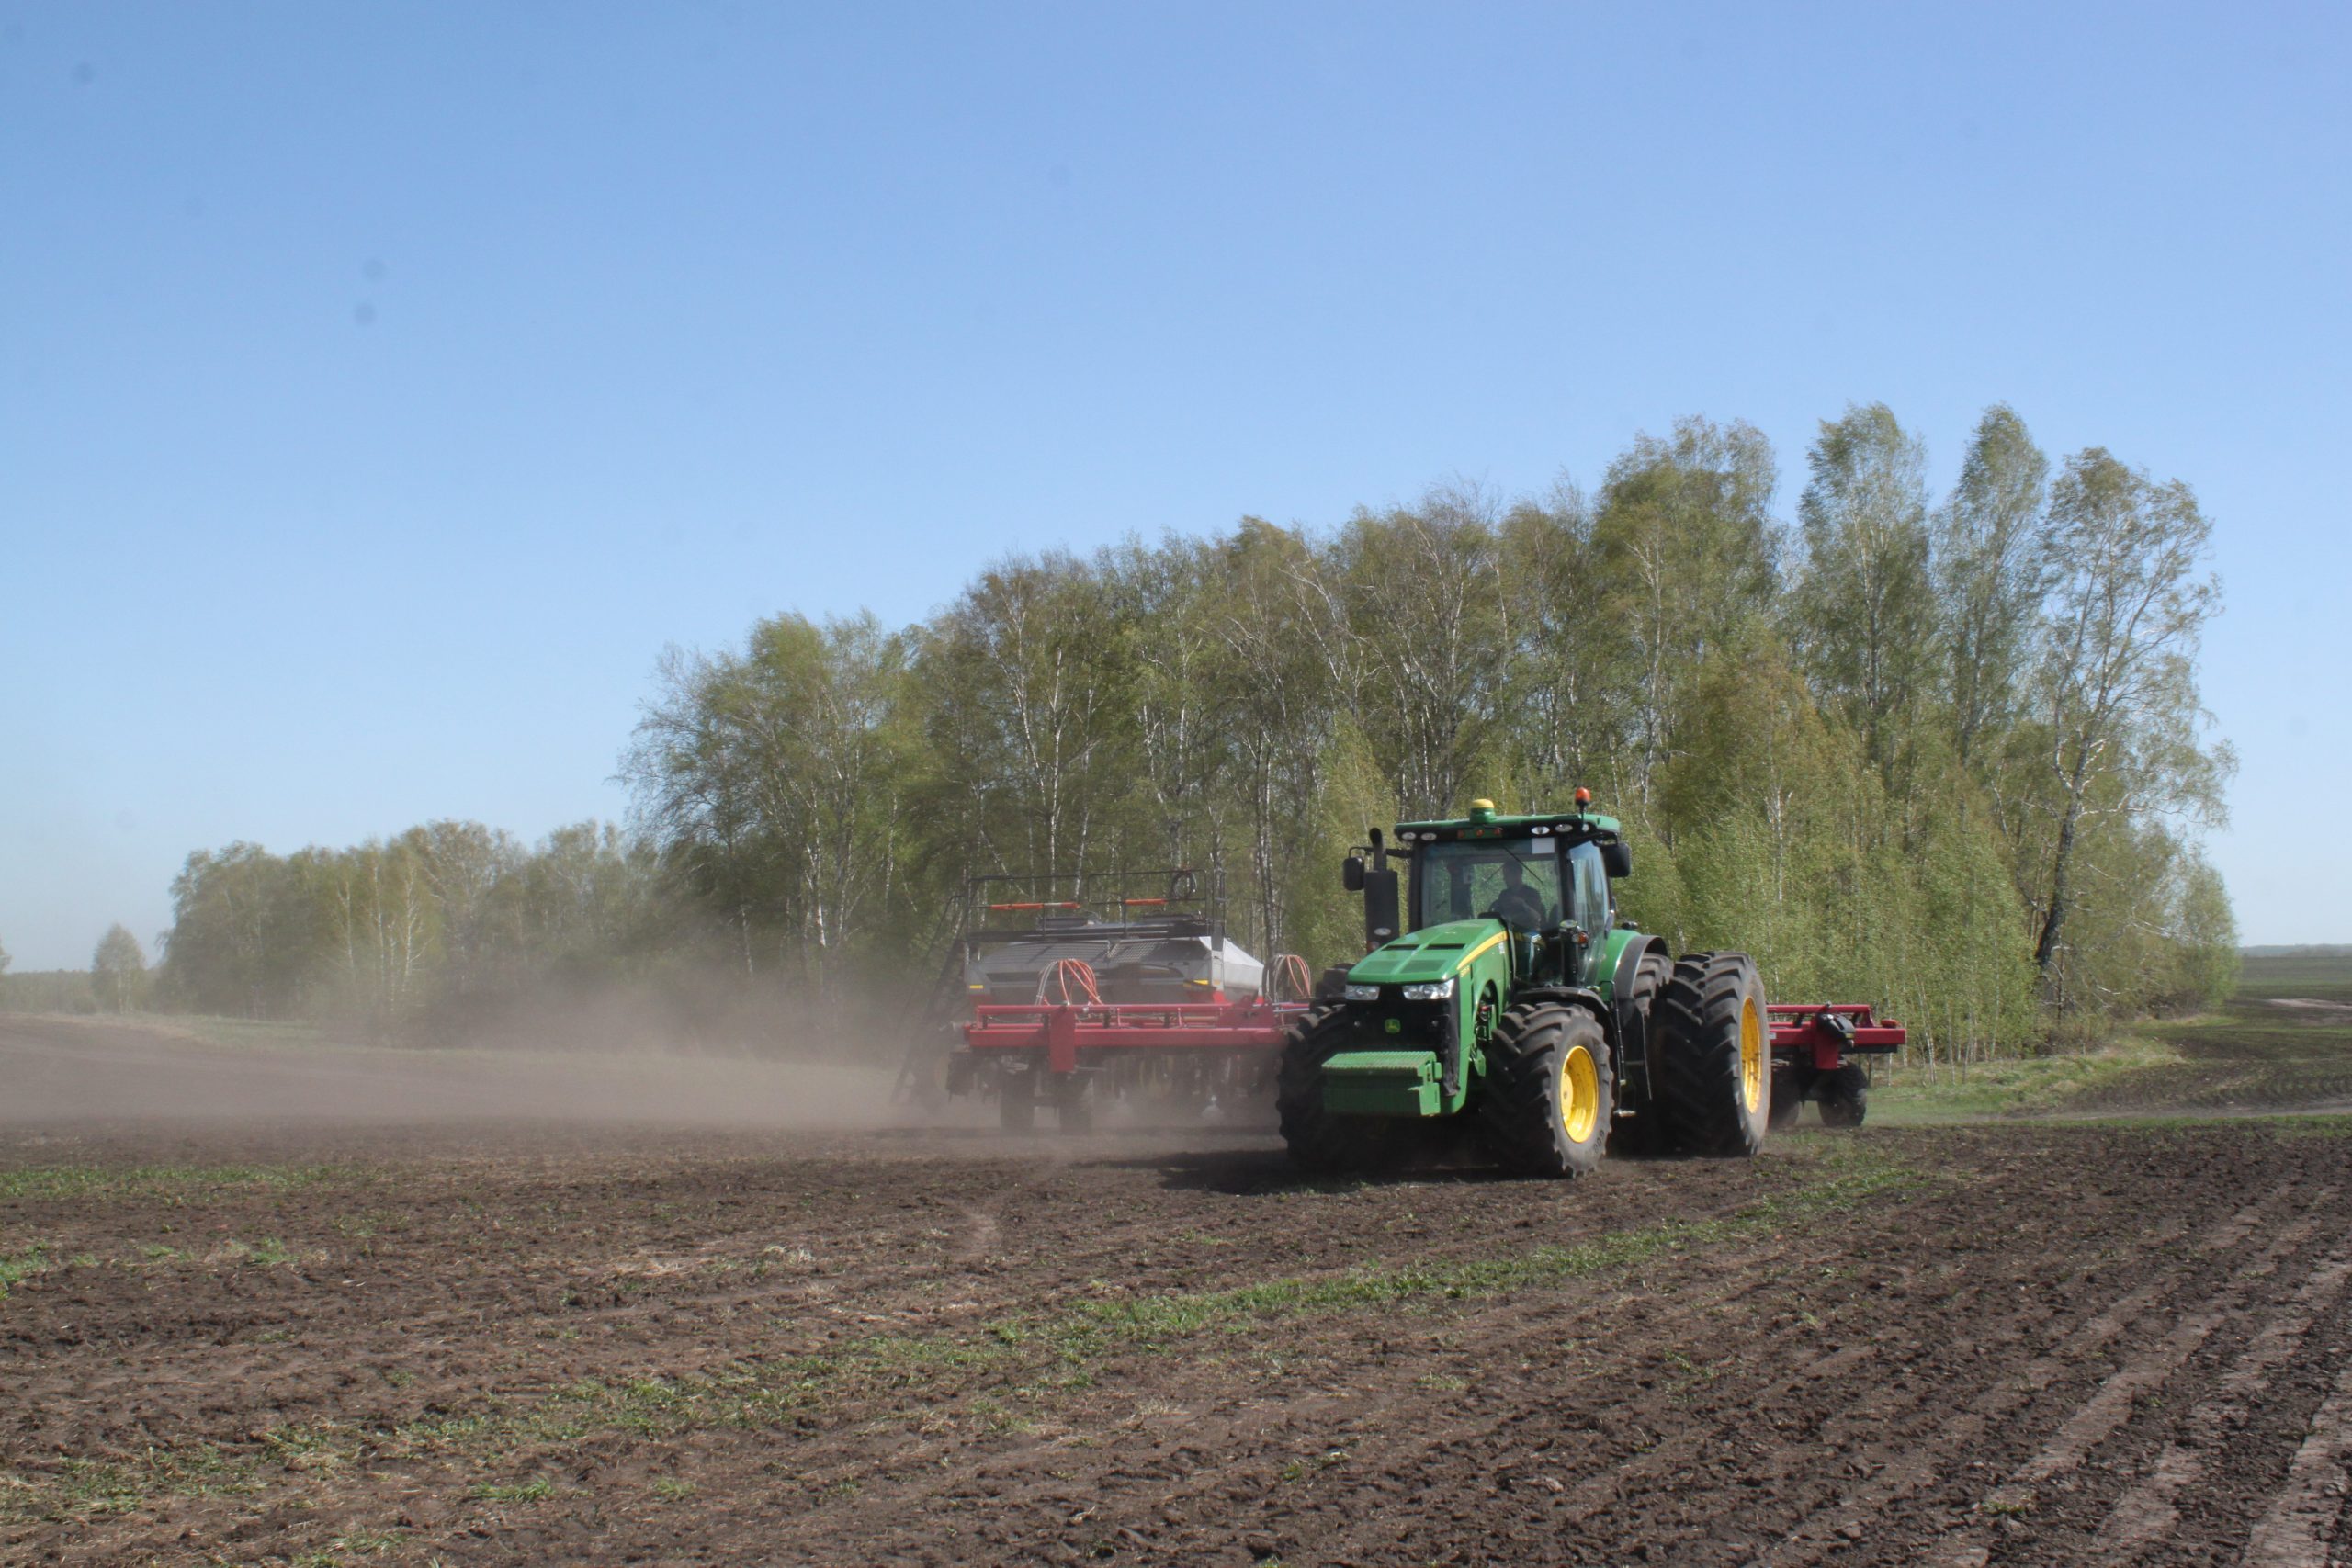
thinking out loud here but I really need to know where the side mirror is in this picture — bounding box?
[1601,840,1633,880]
[1342,854,1366,893]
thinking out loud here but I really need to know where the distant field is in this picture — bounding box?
[2233,950,2352,1004]
[1878,949,2352,1121]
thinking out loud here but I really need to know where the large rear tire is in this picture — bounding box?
[1479,1001,1612,1179]
[1277,1007,1407,1173]
[1815,1063,1869,1128]
[1652,953,1770,1157]
[1608,949,1675,1157]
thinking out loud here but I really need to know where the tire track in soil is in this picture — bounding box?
[1106,1159,2304,1568]
[1760,1181,2316,1568]
[2239,1353,2352,1567]
[1297,1166,2221,1567]
[1325,1173,2242,1567]
[813,1185,1854,1566]
[2089,1241,2352,1560]
[839,1152,1950,1565]
[1897,1187,2336,1568]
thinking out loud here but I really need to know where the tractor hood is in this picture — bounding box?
[1346,919,1510,986]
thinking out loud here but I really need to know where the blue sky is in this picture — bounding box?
[3,2,2346,968]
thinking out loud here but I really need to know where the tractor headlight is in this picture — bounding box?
[1401,978,1455,1002]
[1342,983,1381,1002]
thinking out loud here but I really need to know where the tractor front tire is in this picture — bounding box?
[998,1066,1037,1134]
[1479,1001,1613,1179]
[1652,953,1770,1157]
[1815,1064,1869,1128]
[1277,1008,1407,1173]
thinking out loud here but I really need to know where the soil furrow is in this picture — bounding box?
[1760,1182,2314,1567]
[2236,1353,2352,1567]
[2091,1241,2352,1560]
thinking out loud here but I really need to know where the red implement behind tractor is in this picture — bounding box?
[1768,1003,1906,1129]
[927,870,1316,1131]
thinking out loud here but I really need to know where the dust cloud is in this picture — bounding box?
[0,1013,923,1131]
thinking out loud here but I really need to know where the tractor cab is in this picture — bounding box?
[1344,794,1631,991]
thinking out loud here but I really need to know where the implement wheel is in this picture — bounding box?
[1651,953,1770,1157]
[1769,1063,1810,1132]
[998,1066,1036,1134]
[1277,1007,1407,1174]
[1816,1063,1869,1128]
[1479,1001,1612,1179]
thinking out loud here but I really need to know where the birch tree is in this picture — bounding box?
[1937,405,2052,771]
[2028,448,2230,994]
[1328,482,1510,818]
[1792,402,1936,775]
[92,924,147,1010]
[1590,418,1781,807]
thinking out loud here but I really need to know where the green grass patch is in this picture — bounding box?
[469,1477,556,1504]
[0,1443,254,1525]
[0,1163,360,1203]
[1871,1040,2185,1122]
[0,1247,47,1300]
[989,1153,1918,1357]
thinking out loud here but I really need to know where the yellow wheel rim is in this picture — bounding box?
[1739,995,1764,1113]
[1560,1044,1600,1144]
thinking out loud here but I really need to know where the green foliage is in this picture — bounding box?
[153,821,673,1041]
[0,969,99,1014]
[141,404,2234,1053]
[1792,404,1937,772]
[625,612,912,997]
[2023,447,2229,1003]
[90,924,147,1011]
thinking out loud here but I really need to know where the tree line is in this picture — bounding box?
[143,823,694,1043]
[143,402,2237,1055]
[0,924,152,1015]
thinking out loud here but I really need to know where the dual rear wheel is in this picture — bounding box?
[1649,953,1771,1157]
[1441,953,1776,1174]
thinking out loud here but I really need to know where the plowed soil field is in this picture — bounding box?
[5,1003,2351,1567]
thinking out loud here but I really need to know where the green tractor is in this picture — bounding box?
[1279,793,1770,1177]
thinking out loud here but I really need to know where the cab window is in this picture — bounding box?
[1412,838,1562,931]
[1567,840,1610,937]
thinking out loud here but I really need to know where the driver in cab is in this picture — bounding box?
[1487,858,1552,932]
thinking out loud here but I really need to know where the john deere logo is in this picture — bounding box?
[1385,1017,1401,1035]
